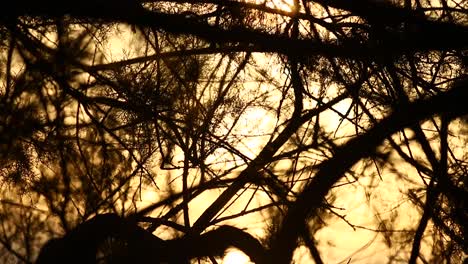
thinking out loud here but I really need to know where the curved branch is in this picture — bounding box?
[35,213,167,264]
[36,213,266,264]
[171,225,267,264]
[268,77,468,263]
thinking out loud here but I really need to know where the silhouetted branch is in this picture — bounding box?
[36,213,266,264]
[170,225,267,264]
[4,1,468,59]
[269,77,468,263]
[191,58,329,234]
[35,213,166,264]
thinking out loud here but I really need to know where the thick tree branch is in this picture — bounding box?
[268,77,468,263]
[36,213,266,264]
[4,1,468,59]
[170,225,267,263]
[35,213,166,264]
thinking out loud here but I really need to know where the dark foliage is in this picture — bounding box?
[0,0,467,263]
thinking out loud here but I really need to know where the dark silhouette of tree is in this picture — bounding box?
[0,0,467,263]
[35,213,266,264]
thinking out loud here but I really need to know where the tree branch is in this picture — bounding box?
[268,77,468,263]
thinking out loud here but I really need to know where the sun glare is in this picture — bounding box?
[223,250,252,264]
[264,0,295,12]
